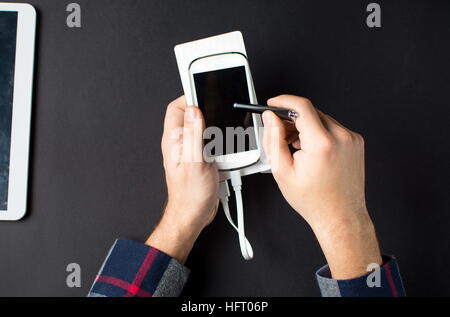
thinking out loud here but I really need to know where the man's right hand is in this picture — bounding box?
[262,95,382,280]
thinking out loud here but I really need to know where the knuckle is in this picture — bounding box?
[356,133,365,145]
[299,97,313,105]
[282,95,312,105]
[167,100,177,110]
[277,94,291,100]
[316,135,335,155]
[292,97,313,112]
[167,98,184,113]
[340,130,354,144]
[351,132,365,147]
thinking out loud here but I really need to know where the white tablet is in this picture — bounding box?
[0,3,36,221]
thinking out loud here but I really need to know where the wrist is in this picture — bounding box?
[312,210,382,280]
[146,212,202,264]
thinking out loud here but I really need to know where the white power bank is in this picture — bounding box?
[174,31,271,181]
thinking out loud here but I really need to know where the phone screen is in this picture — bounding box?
[194,66,257,155]
[0,11,18,210]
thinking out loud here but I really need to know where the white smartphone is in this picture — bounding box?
[189,53,260,170]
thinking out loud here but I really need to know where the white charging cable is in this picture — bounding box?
[218,171,254,260]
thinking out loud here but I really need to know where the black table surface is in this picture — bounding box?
[0,0,449,296]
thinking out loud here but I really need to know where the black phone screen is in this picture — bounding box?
[0,11,18,210]
[194,66,257,155]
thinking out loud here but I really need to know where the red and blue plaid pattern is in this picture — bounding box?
[89,239,405,297]
[89,239,189,297]
[316,256,406,297]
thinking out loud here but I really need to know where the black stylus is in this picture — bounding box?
[233,103,299,121]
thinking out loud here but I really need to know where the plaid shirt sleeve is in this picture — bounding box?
[88,239,190,297]
[316,255,406,297]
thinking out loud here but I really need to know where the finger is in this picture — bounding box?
[280,121,301,148]
[182,106,205,164]
[282,120,300,144]
[262,110,294,176]
[292,139,301,150]
[162,96,186,166]
[162,96,186,149]
[267,95,326,137]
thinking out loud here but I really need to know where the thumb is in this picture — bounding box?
[262,111,294,176]
[182,106,205,164]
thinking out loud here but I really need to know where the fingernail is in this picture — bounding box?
[185,107,197,123]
